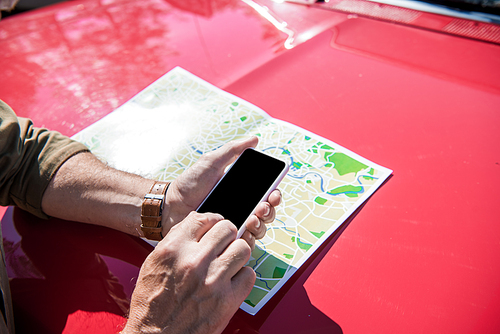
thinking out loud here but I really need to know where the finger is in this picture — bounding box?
[267,189,282,207]
[205,136,259,171]
[254,201,276,224]
[218,238,253,279]
[240,229,256,251]
[231,266,256,302]
[244,214,268,240]
[180,211,225,241]
[200,219,239,256]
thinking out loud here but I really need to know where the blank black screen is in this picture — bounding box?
[197,149,286,228]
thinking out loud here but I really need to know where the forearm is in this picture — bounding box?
[40,137,280,241]
[41,151,155,237]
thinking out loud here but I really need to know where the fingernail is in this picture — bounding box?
[264,205,271,217]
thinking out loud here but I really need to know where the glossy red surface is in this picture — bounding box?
[1,0,500,333]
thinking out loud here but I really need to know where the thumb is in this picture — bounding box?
[209,136,259,171]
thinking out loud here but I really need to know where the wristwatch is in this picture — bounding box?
[141,181,170,241]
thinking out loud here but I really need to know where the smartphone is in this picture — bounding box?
[197,148,289,239]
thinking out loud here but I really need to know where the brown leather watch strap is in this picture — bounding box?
[141,181,170,241]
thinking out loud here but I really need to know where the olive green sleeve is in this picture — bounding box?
[0,100,89,218]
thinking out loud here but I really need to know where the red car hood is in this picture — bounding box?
[1,0,499,333]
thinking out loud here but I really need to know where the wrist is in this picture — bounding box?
[160,181,178,239]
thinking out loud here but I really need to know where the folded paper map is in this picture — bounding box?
[73,67,392,315]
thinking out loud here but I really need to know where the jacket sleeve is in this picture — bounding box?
[0,100,89,218]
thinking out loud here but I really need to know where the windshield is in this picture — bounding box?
[345,0,500,23]
[422,0,500,15]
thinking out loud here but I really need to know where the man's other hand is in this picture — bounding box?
[122,212,255,334]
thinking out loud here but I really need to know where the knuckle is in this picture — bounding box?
[188,211,218,228]
[217,219,238,236]
[183,253,202,272]
[203,275,222,294]
[150,240,177,264]
[188,211,205,221]
[234,238,252,260]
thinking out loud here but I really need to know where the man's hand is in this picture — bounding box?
[122,212,255,334]
[163,136,282,246]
